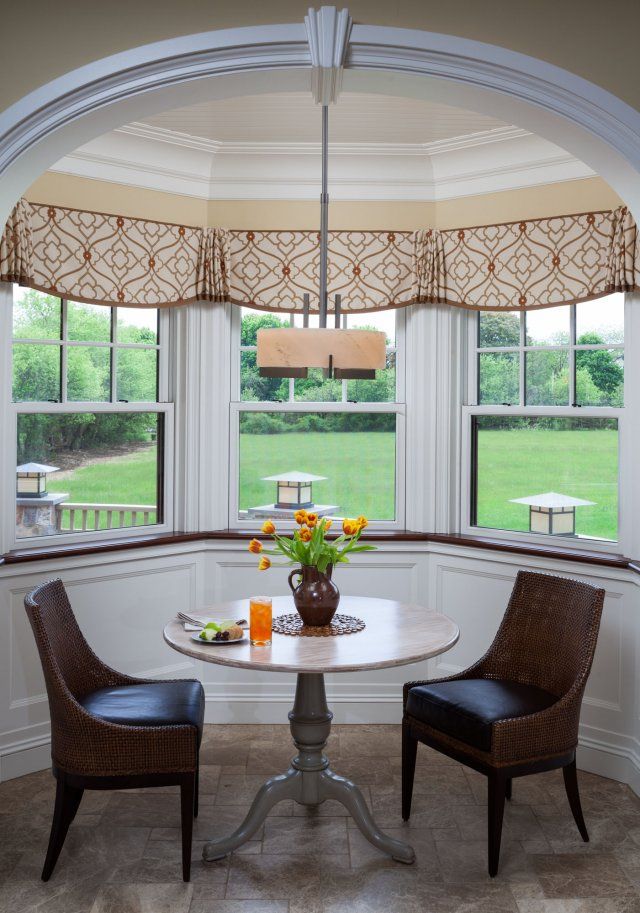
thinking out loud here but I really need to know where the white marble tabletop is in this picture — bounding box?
[164,595,459,674]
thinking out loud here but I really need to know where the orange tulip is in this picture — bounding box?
[357,516,368,530]
[294,509,308,525]
[261,520,276,535]
[323,518,333,530]
[258,556,271,571]
[305,512,318,527]
[248,538,263,554]
[299,527,312,542]
[342,518,359,536]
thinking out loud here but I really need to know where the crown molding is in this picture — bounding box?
[116,122,531,158]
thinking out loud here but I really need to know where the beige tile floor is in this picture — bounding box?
[2,724,640,912]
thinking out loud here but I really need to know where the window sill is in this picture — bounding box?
[0,528,634,573]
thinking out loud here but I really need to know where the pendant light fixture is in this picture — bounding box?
[257,103,387,380]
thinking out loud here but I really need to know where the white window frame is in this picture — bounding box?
[228,306,406,531]
[460,296,629,554]
[1,283,173,552]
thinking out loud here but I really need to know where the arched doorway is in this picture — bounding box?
[1,20,639,219]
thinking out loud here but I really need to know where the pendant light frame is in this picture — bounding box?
[257,103,387,381]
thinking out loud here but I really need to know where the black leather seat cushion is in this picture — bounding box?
[80,681,205,745]
[406,679,557,752]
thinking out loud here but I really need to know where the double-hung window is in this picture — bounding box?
[230,306,405,529]
[8,285,173,545]
[463,294,624,547]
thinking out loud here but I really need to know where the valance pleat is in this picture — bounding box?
[1,199,638,311]
[196,227,230,302]
[607,206,639,293]
[412,229,447,305]
[0,198,33,286]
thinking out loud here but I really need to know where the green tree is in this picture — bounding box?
[479,312,520,347]
[576,332,623,403]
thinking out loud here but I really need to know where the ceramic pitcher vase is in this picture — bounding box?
[287,564,340,627]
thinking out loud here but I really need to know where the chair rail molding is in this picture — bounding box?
[1,14,640,218]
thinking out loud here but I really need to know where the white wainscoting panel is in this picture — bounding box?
[1,539,640,794]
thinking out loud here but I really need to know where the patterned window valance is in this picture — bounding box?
[1,199,638,311]
[228,229,414,312]
[0,200,229,307]
[413,207,640,310]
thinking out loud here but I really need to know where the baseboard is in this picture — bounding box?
[577,726,640,792]
[0,733,51,781]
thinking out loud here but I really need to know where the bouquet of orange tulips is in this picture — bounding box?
[248,511,375,573]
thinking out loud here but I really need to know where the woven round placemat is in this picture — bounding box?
[272,613,366,637]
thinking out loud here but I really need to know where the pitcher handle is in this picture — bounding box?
[288,569,302,593]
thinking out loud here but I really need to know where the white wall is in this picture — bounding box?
[2,538,638,791]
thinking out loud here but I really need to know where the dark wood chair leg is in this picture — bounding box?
[487,772,506,877]
[563,759,589,842]
[402,722,418,821]
[505,778,512,801]
[41,776,84,881]
[180,774,195,882]
[194,762,199,820]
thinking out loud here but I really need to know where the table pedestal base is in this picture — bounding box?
[202,672,415,865]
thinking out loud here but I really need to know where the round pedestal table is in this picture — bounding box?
[163,595,459,866]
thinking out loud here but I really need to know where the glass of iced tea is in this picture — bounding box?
[250,597,272,646]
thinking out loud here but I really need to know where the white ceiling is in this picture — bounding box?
[140,93,507,145]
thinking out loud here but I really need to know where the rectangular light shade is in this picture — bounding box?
[530,506,575,536]
[17,476,45,495]
[257,328,387,371]
[276,482,313,507]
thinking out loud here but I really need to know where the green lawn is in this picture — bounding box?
[239,432,397,520]
[43,428,618,541]
[477,428,618,541]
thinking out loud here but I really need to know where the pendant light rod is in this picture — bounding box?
[319,103,329,329]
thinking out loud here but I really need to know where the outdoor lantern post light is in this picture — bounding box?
[16,463,59,498]
[509,491,595,536]
[263,471,326,510]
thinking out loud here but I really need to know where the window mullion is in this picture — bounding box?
[571,304,577,405]
[519,311,526,406]
[60,299,68,403]
[111,306,118,402]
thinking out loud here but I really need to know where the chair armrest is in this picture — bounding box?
[491,680,586,764]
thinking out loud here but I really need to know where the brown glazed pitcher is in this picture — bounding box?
[287,565,340,627]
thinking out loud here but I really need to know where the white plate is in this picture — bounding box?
[191,632,247,645]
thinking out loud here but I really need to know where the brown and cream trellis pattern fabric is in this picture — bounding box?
[228,229,414,312]
[413,207,640,310]
[2,199,639,310]
[0,197,33,287]
[0,200,230,307]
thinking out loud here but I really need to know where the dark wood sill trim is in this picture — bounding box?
[0,529,635,573]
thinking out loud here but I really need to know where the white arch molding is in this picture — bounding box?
[1,20,640,221]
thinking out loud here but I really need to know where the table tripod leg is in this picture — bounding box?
[202,768,302,861]
[203,672,415,865]
[319,768,416,864]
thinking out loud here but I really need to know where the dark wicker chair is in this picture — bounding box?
[24,578,204,882]
[402,570,605,877]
